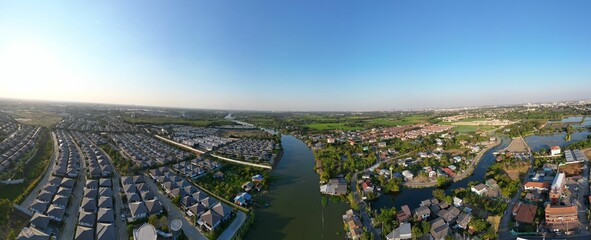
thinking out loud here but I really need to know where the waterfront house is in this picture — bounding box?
[453,197,463,207]
[414,206,431,220]
[551,146,561,156]
[396,205,412,223]
[320,178,348,196]
[471,183,488,195]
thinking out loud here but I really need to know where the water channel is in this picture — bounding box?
[245,135,349,240]
[245,130,589,239]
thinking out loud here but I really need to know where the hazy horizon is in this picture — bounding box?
[1,1,590,111]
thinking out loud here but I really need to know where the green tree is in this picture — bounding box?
[469,218,488,232]
[432,189,445,200]
[148,214,158,226]
[0,199,12,224]
[436,176,450,187]
[411,226,423,238]
[173,196,181,206]
[347,193,359,210]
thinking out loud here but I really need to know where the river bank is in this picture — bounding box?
[373,137,511,210]
[403,137,502,188]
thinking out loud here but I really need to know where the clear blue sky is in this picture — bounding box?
[1,1,590,111]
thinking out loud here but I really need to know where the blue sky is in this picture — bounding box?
[1,1,590,111]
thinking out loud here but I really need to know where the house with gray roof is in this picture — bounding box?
[212,202,232,220]
[129,201,148,220]
[17,226,50,240]
[74,226,94,240]
[97,208,115,223]
[198,210,222,231]
[30,200,49,214]
[145,199,163,215]
[46,204,65,222]
[96,223,116,240]
[78,211,96,227]
[29,212,50,231]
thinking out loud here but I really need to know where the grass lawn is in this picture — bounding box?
[453,125,498,133]
[487,215,501,232]
[367,115,429,126]
[12,111,62,128]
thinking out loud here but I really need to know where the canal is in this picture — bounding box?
[372,137,511,210]
[245,135,349,240]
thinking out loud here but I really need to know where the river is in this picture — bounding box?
[245,135,349,240]
[372,137,511,210]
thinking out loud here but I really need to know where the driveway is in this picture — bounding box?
[217,211,247,240]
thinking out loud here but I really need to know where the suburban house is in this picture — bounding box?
[430,218,450,240]
[456,213,471,229]
[514,203,537,225]
[386,222,411,240]
[470,183,488,195]
[524,181,550,191]
[320,178,348,196]
[414,206,431,220]
[396,205,412,223]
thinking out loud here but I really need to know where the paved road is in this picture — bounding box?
[20,131,59,209]
[96,140,128,240]
[61,132,87,240]
[144,176,208,240]
[498,151,534,240]
[217,211,247,240]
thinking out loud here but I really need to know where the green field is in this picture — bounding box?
[453,125,498,133]
[12,111,62,128]
[367,115,429,126]
[306,123,364,131]
[123,116,233,127]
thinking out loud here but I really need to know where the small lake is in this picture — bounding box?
[525,131,590,152]
[245,135,349,240]
[372,137,511,210]
[547,116,591,128]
